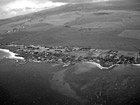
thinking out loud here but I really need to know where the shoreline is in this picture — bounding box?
[0,48,24,60]
[84,62,116,70]
[85,62,140,70]
[132,64,140,67]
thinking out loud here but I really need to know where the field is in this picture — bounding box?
[118,30,140,39]
[0,4,140,51]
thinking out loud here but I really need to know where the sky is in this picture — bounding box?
[0,0,137,19]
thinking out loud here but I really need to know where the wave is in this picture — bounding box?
[84,61,116,70]
[0,48,24,60]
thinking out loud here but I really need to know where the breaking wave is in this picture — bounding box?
[0,48,24,60]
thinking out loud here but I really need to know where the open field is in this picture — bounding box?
[0,7,140,51]
[119,30,140,39]
[71,22,124,28]
[1,25,140,51]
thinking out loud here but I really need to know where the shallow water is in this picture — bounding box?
[0,61,80,105]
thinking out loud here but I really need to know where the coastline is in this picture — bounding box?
[0,48,24,60]
[133,64,140,67]
[84,62,116,70]
[85,62,140,70]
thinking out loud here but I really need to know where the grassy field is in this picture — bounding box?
[0,2,140,52]
[119,30,140,39]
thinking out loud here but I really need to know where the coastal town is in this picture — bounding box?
[1,44,140,69]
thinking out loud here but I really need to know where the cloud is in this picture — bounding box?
[51,0,92,3]
[1,0,138,19]
[51,0,110,3]
[1,0,67,19]
[92,0,110,2]
[0,0,112,19]
[3,0,66,11]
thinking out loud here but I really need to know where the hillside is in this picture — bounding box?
[0,1,140,51]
